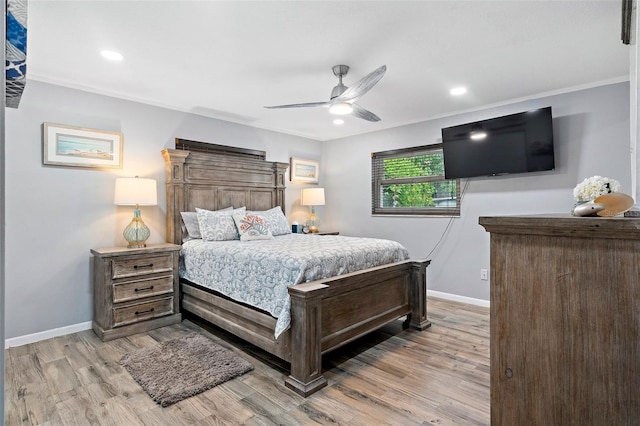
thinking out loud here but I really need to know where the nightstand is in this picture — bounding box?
[91,243,182,341]
[309,231,339,236]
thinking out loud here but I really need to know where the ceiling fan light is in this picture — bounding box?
[329,102,353,115]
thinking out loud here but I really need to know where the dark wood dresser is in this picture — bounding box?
[479,214,639,425]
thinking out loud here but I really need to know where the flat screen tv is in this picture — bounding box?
[441,107,555,179]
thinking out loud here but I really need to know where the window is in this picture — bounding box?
[371,143,460,216]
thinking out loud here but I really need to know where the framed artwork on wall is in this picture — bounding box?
[42,123,124,169]
[290,157,319,183]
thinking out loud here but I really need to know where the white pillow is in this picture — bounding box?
[181,207,232,240]
[247,206,291,236]
[196,207,246,241]
[232,213,274,241]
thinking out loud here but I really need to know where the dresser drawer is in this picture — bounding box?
[113,275,174,303]
[113,296,174,328]
[111,254,173,279]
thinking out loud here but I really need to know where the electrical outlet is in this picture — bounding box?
[480,269,488,281]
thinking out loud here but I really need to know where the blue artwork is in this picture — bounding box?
[6,0,27,108]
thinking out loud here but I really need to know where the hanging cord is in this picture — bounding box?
[425,179,470,260]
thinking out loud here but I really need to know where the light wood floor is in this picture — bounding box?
[5,297,490,425]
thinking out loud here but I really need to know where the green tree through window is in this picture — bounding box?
[372,144,460,216]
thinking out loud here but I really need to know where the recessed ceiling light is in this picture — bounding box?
[333,118,344,125]
[450,87,467,96]
[101,50,123,61]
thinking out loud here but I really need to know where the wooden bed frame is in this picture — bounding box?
[162,139,431,397]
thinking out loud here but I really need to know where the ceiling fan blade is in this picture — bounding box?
[333,65,386,103]
[351,103,381,122]
[264,101,328,109]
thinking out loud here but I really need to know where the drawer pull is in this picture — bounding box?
[133,263,154,270]
[134,286,154,293]
[134,308,155,316]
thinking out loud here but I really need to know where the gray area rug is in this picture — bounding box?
[119,333,253,407]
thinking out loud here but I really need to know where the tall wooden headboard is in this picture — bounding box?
[162,139,289,244]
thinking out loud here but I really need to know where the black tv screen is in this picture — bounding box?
[441,107,555,179]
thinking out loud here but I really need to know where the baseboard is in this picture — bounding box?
[3,292,487,348]
[427,290,490,308]
[5,321,93,348]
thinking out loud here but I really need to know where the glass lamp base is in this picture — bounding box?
[307,213,320,233]
[123,209,150,248]
[127,242,147,249]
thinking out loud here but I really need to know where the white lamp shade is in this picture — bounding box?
[301,188,325,206]
[114,177,158,206]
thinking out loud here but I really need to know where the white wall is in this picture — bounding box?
[321,82,631,301]
[4,80,321,340]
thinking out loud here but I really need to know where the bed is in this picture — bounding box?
[162,139,431,397]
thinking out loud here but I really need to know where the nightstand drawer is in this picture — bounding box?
[111,254,173,279]
[113,275,174,303]
[113,296,174,328]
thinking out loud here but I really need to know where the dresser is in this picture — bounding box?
[91,243,182,341]
[479,215,640,425]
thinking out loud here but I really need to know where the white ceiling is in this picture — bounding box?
[27,1,630,141]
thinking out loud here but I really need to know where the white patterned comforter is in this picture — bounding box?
[179,234,410,338]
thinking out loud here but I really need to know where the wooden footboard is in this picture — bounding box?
[286,258,430,396]
[180,258,430,397]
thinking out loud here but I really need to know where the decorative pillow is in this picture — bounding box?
[232,213,274,241]
[247,206,291,236]
[180,217,192,242]
[181,207,232,240]
[196,207,245,241]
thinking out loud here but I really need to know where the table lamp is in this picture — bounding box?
[301,188,325,233]
[114,177,158,248]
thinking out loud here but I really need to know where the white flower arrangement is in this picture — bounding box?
[573,175,621,202]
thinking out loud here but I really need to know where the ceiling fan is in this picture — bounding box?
[264,64,387,122]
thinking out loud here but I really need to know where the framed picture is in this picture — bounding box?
[43,123,124,169]
[290,157,319,183]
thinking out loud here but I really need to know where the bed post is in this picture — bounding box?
[285,282,330,397]
[405,259,432,330]
[273,162,288,209]
[162,149,189,244]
